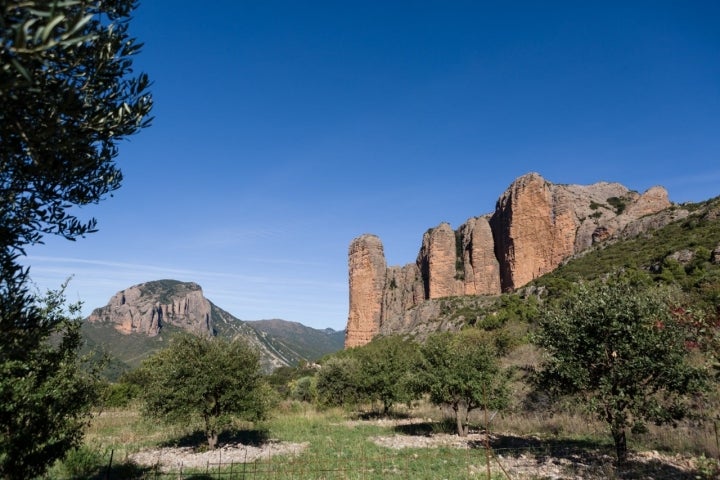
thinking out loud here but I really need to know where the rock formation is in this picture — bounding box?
[88,280,212,337]
[490,173,673,290]
[418,223,464,299]
[345,235,387,348]
[345,172,685,348]
[459,217,501,296]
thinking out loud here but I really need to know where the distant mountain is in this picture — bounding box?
[246,319,345,362]
[83,280,343,378]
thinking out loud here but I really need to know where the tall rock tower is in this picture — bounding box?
[345,235,387,348]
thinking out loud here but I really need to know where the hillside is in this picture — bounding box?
[83,280,344,378]
[247,319,345,362]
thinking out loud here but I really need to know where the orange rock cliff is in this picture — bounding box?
[344,173,680,348]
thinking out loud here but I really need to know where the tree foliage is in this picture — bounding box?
[534,274,710,463]
[314,336,422,414]
[1,0,152,252]
[0,285,101,480]
[315,354,363,408]
[139,334,269,450]
[418,329,509,437]
[1,1,152,477]
[353,335,421,414]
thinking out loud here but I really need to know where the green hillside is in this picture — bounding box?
[247,319,345,362]
[533,196,720,306]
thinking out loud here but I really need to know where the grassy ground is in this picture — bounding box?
[46,399,720,479]
[58,403,497,479]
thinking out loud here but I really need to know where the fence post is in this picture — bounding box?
[104,448,113,480]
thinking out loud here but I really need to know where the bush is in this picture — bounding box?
[103,382,142,408]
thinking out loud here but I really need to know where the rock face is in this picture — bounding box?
[490,173,672,290]
[345,235,387,348]
[418,223,464,299]
[345,172,683,348]
[88,280,212,337]
[459,217,501,296]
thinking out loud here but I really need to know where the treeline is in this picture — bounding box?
[109,269,720,464]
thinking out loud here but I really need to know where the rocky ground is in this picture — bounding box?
[129,417,717,478]
[129,440,308,472]
[370,432,707,479]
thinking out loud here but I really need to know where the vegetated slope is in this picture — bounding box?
[246,319,345,362]
[532,196,720,302]
[82,280,344,378]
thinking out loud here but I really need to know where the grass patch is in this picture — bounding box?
[64,396,720,478]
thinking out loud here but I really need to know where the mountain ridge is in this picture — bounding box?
[84,280,343,376]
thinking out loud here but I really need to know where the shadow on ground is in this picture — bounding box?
[88,461,153,480]
[393,422,712,480]
[160,428,270,450]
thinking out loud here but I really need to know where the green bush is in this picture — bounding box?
[290,376,316,403]
[103,382,142,408]
[49,446,105,479]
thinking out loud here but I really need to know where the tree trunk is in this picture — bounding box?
[611,426,627,463]
[455,402,469,437]
[207,430,218,450]
[204,414,218,450]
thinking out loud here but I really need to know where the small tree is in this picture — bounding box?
[534,274,709,463]
[140,334,269,449]
[355,335,421,415]
[315,355,363,408]
[0,284,101,480]
[418,329,509,436]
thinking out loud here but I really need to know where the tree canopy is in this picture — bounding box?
[1,0,152,254]
[354,335,420,414]
[534,274,710,463]
[1,1,152,477]
[139,334,270,450]
[0,285,101,480]
[418,329,509,437]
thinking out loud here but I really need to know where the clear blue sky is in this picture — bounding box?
[24,1,720,330]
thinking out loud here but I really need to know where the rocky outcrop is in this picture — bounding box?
[491,173,672,290]
[459,217,501,296]
[88,280,212,337]
[712,245,720,265]
[345,172,685,348]
[86,279,344,372]
[345,235,387,348]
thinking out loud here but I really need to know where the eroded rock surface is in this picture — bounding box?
[88,280,212,337]
[345,235,387,348]
[345,172,685,347]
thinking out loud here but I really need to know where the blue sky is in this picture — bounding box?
[24,1,720,330]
